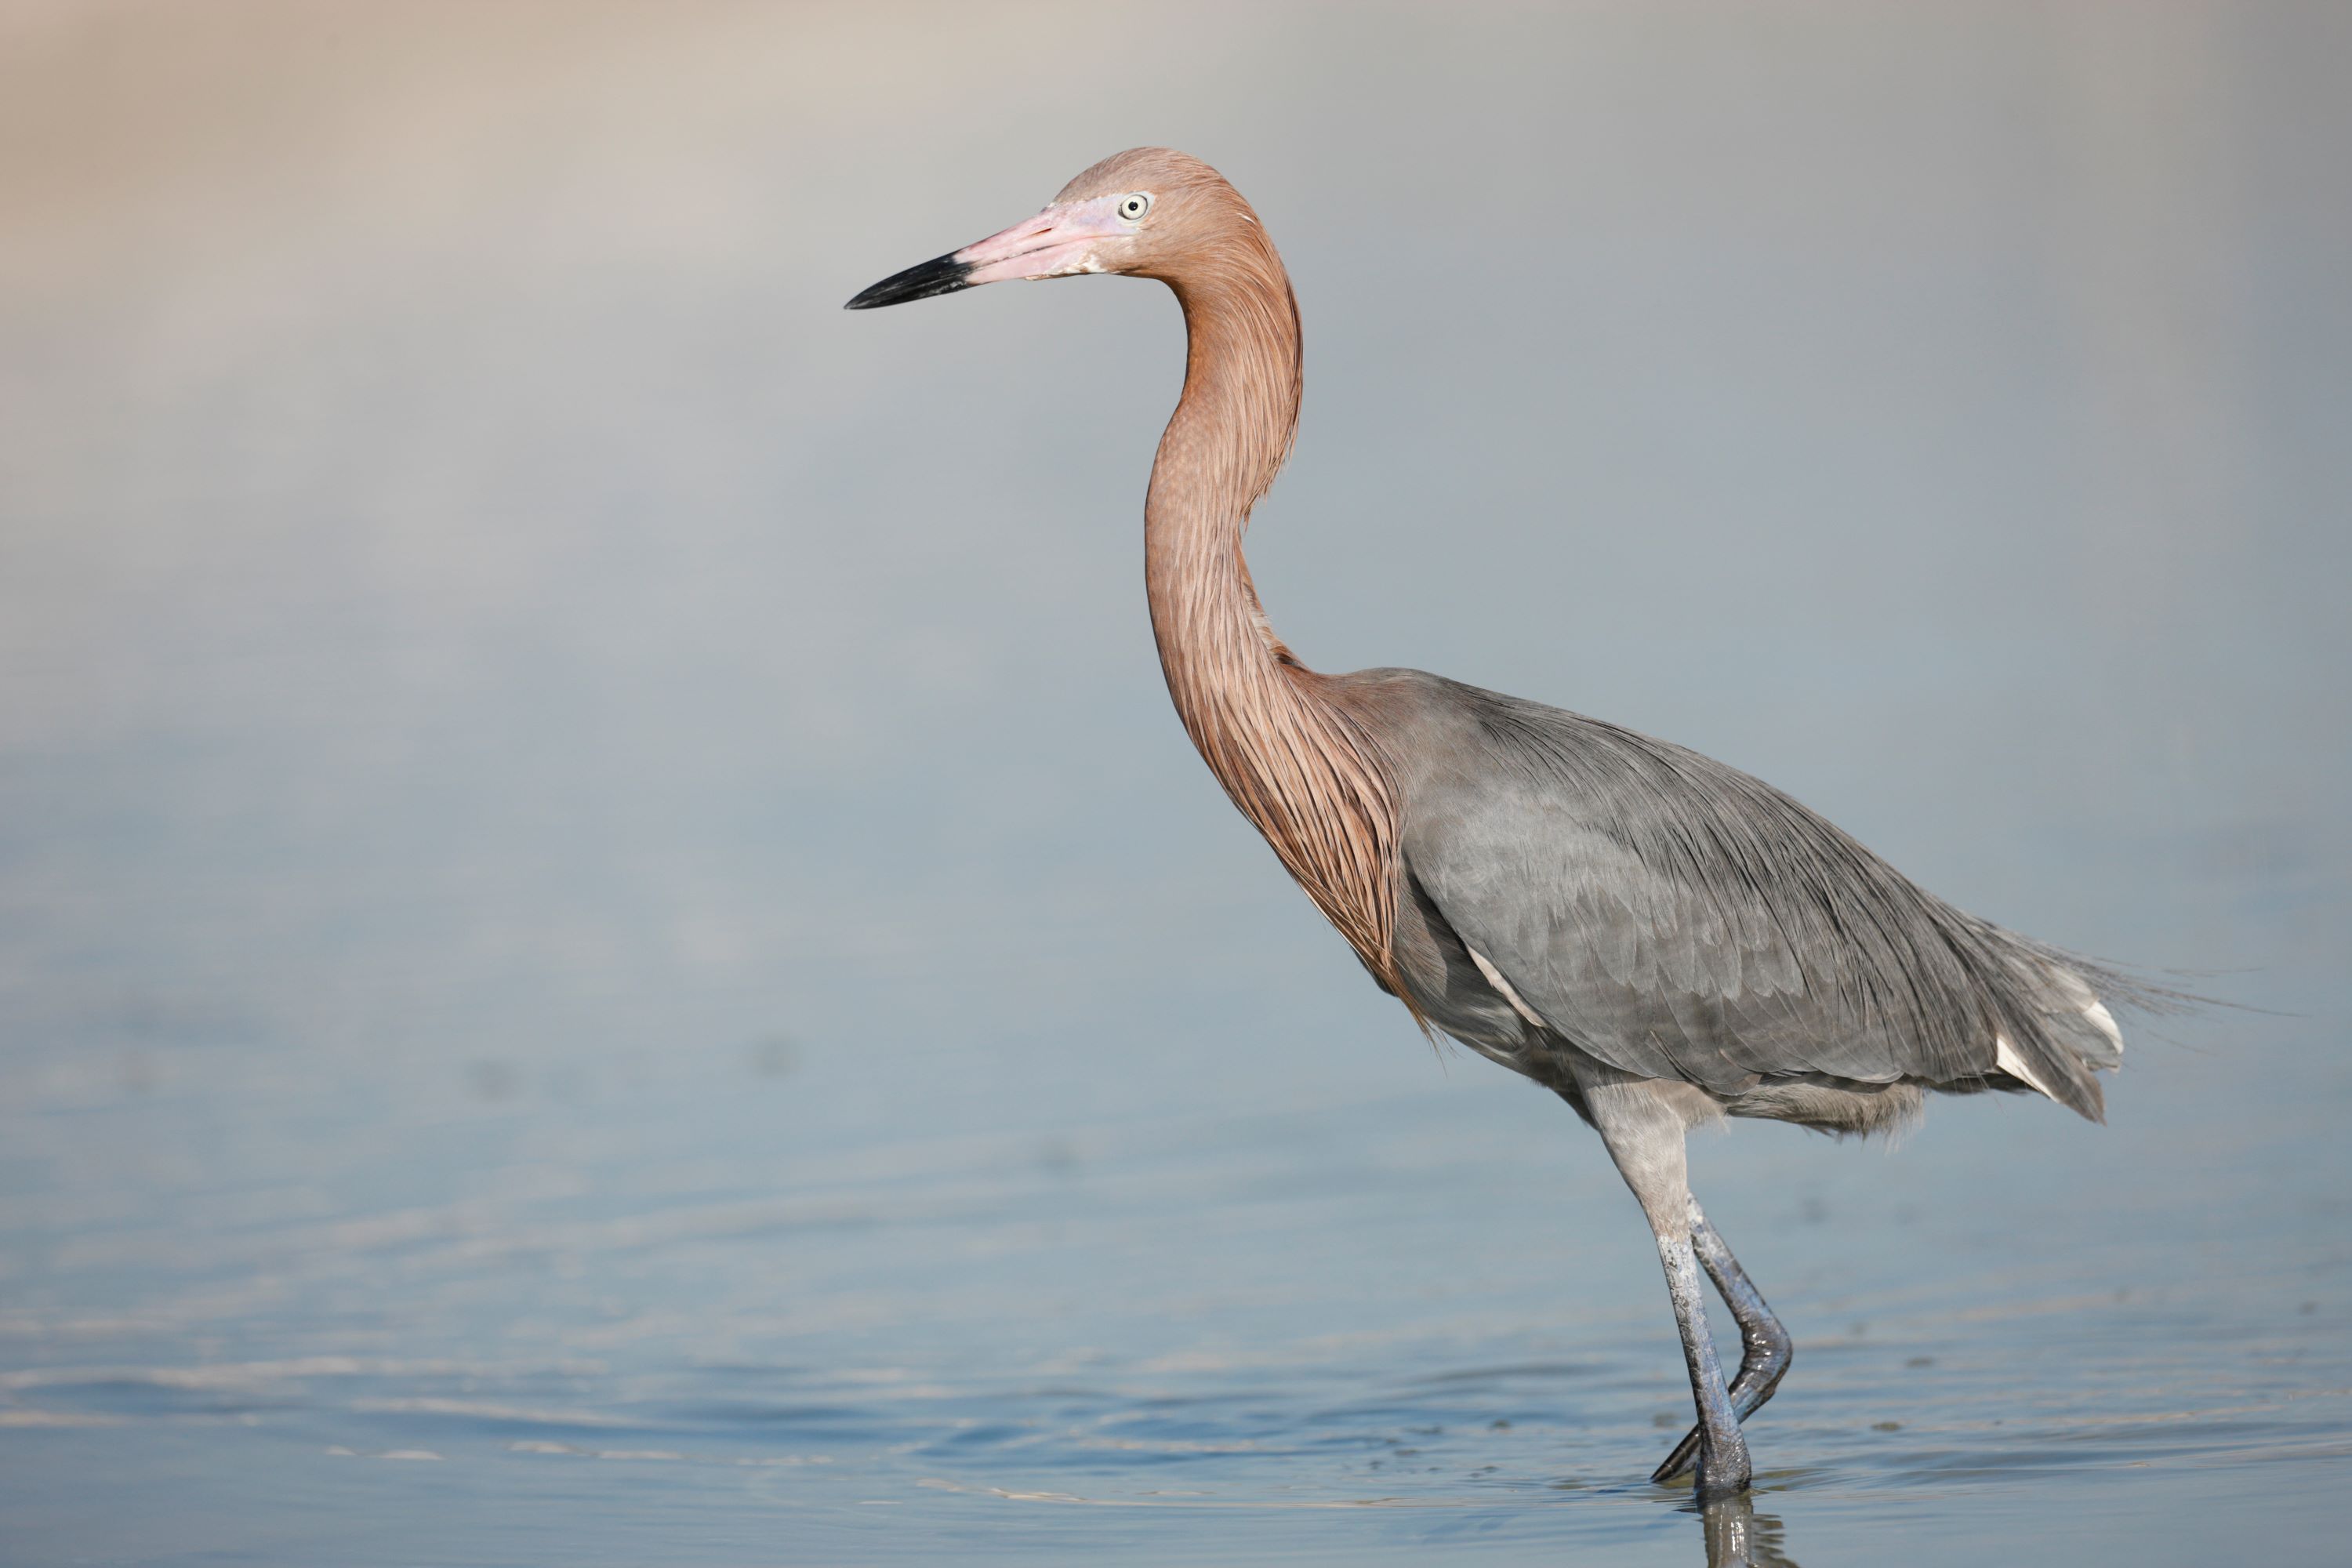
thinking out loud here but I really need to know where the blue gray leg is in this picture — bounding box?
[1653,1199,1794,1484]
[1657,1225,1752,1494]
[1574,1069,1752,1495]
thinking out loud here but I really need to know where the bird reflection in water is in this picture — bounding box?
[1697,1492,1800,1568]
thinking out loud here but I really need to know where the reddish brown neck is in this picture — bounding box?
[1143,249,1406,994]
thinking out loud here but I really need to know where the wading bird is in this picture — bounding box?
[847,148,2154,1497]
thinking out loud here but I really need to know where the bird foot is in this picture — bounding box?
[1656,1327,1793,1482]
[1654,1375,1787,1483]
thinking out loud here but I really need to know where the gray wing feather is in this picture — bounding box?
[1392,677,2122,1116]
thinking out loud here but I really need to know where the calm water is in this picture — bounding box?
[4,4,2348,1564]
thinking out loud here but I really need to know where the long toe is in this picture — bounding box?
[1652,1425,1704,1485]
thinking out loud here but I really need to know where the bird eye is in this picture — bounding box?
[1117,193,1152,222]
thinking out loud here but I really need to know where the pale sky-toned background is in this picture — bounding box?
[3,1,2342,1083]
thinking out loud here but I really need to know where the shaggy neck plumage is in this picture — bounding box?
[1144,244,1406,996]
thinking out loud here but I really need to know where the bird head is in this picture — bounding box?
[844,147,1256,309]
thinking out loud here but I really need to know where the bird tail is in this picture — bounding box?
[1964,921,2201,1123]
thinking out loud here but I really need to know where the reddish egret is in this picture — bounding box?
[848,147,2155,1497]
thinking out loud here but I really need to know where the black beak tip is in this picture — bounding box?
[844,252,974,310]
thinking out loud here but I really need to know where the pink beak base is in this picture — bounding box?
[845,197,1130,309]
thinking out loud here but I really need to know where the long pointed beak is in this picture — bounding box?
[844,197,1129,310]
[844,252,971,310]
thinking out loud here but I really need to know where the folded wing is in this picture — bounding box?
[1398,685,2124,1118]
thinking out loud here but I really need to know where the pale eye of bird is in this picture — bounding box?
[1117,193,1152,222]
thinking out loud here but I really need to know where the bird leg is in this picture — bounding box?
[1656,1225,1752,1495]
[1576,1069,1752,1495]
[1652,1199,1793,1484]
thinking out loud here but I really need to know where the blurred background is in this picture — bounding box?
[2,3,2347,1564]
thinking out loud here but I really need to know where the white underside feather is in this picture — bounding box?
[1467,946,1549,1029]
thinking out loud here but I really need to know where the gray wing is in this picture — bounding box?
[1387,676,2119,1113]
